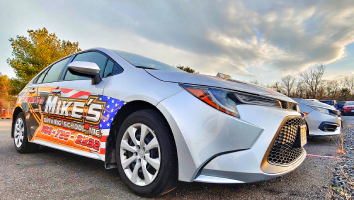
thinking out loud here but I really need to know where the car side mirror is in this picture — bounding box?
[68,61,102,85]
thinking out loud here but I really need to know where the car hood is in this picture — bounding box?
[343,105,354,108]
[145,70,296,103]
[292,98,336,110]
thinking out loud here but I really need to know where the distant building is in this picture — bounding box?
[216,72,231,79]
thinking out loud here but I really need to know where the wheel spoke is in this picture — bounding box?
[145,155,160,171]
[140,124,148,147]
[121,155,137,169]
[131,161,141,183]
[145,137,158,152]
[121,140,137,153]
[128,126,138,146]
[141,160,152,185]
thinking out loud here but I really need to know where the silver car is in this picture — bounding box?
[292,98,341,136]
[12,48,307,197]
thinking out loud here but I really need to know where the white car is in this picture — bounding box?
[293,98,341,136]
[12,48,307,197]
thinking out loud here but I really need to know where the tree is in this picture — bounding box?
[0,74,10,99]
[299,65,325,98]
[281,75,296,96]
[250,79,259,85]
[7,27,81,94]
[271,82,283,93]
[294,81,307,98]
[344,75,354,95]
[177,65,198,74]
[339,88,351,101]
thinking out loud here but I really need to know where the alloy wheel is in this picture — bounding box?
[120,123,161,186]
[14,118,25,148]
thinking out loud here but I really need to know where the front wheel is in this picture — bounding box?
[116,109,178,197]
[13,112,39,153]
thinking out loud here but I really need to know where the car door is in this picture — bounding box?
[30,56,72,143]
[34,51,118,159]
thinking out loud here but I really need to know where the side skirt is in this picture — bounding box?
[32,138,105,161]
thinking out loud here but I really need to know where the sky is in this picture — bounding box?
[1,0,354,84]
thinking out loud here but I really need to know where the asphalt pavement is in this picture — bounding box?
[0,118,347,199]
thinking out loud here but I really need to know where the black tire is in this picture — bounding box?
[13,112,39,153]
[116,109,178,197]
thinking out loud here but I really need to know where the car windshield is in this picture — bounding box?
[112,50,183,72]
[345,101,354,105]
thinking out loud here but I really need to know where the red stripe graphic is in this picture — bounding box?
[99,148,105,155]
[101,135,108,142]
[70,91,91,98]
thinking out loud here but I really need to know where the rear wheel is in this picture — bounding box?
[116,109,178,197]
[13,112,39,153]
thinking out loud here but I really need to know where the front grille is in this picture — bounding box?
[267,117,305,165]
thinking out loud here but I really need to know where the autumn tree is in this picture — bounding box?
[281,75,295,96]
[299,65,325,98]
[7,27,81,94]
[177,65,198,74]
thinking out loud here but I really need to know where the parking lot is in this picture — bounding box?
[0,118,348,199]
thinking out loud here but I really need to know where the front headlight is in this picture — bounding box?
[307,105,330,115]
[180,84,282,118]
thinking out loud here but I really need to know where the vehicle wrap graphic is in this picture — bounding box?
[21,87,125,161]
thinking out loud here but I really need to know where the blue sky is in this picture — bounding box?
[1,0,354,84]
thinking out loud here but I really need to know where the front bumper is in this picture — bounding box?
[306,111,341,136]
[157,91,305,183]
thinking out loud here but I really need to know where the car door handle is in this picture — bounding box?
[28,88,36,93]
[52,87,61,93]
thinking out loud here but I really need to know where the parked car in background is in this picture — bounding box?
[11,48,307,197]
[337,101,346,113]
[342,101,354,116]
[320,100,337,109]
[292,98,341,136]
[307,99,321,102]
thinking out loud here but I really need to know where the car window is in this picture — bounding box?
[65,51,108,81]
[103,60,124,77]
[42,57,70,83]
[35,68,49,84]
[113,50,182,72]
[103,60,114,77]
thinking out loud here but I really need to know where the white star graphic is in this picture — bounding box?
[115,103,118,107]
[103,120,106,122]
[99,97,102,100]
[112,100,114,103]
[108,97,110,99]
[107,105,110,108]
[107,114,110,117]
[107,123,110,127]
[111,109,113,112]
[100,124,102,127]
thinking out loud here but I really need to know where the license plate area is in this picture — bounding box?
[293,125,307,147]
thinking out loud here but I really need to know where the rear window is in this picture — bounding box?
[113,50,182,72]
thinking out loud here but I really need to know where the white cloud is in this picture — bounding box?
[1,0,354,83]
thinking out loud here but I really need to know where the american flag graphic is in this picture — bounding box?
[97,95,125,159]
[99,95,125,129]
